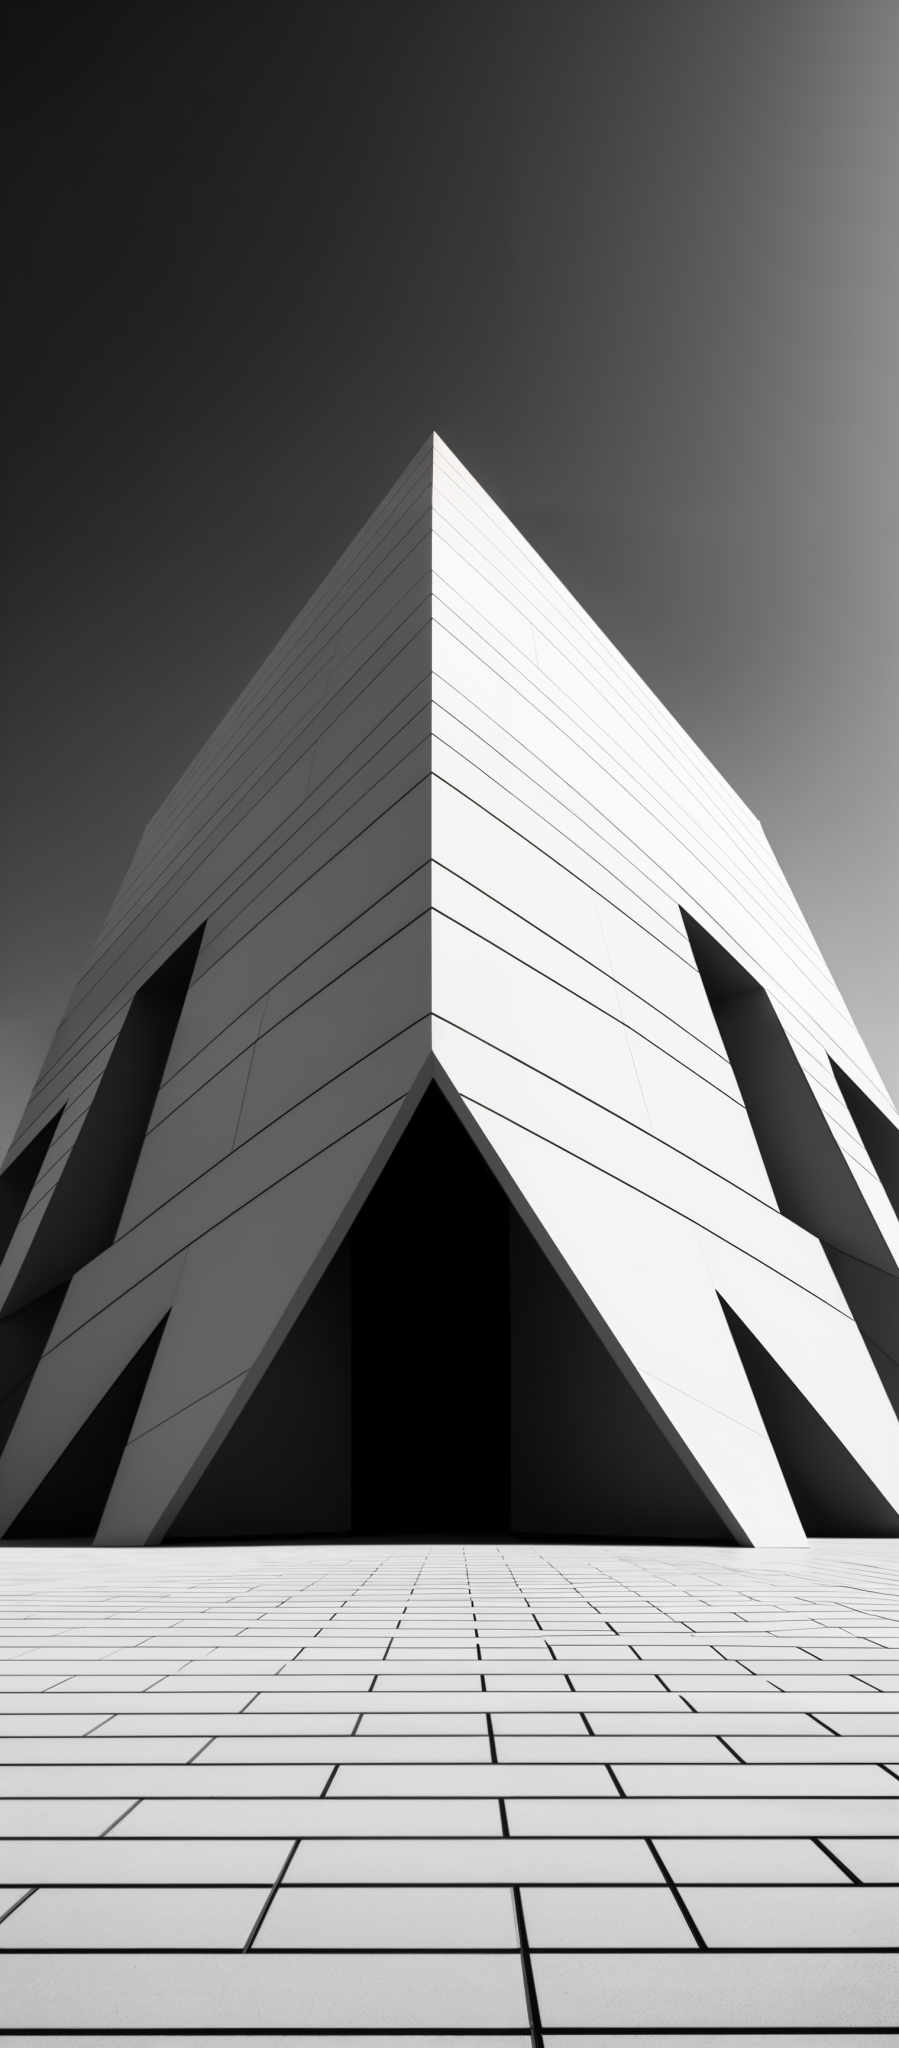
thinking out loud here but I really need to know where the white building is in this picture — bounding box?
[1,434,898,1544]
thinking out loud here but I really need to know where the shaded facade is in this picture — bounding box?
[1,435,898,1543]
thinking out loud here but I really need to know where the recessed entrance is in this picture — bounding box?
[351,1085,510,1536]
[166,1084,733,1543]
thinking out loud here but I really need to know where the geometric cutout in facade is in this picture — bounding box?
[831,1058,899,1224]
[849,1335,899,1428]
[0,928,205,1481]
[350,1085,512,1538]
[0,1110,63,1268]
[683,909,899,1413]
[824,1248,899,1395]
[2,924,205,1317]
[719,1297,899,1536]
[0,1287,66,1460]
[167,1083,735,1541]
[511,1209,735,1540]
[7,1319,168,1542]
[165,1253,351,1542]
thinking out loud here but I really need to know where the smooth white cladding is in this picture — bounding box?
[0,432,897,1546]
[429,437,899,1543]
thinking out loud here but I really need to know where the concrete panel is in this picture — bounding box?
[118,1051,256,1232]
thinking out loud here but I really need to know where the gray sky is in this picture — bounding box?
[3,0,897,1159]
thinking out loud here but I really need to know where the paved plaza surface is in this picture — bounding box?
[0,1543,897,2039]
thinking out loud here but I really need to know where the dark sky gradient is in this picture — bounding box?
[3,0,897,1156]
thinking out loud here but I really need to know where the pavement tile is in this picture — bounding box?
[821,1836,899,1881]
[522,1882,694,1948]
[533,1950,899,2025]
[0,1799,135,1837]
[660,1836,848,1883]
[256,1882,518,1948]
[115,1794,503,1836]
[0,1540,896,2033]
[506,1794,899,1834]
[286,1835,661,1881]
[684,1881,899,1947]
[0,1884,266,1949]
[0,1838,292,1883]
[0,1952,528,2026]
[614,1762,899,1796]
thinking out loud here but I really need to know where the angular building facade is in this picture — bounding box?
[2,435,899,1546]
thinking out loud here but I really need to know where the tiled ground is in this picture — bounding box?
[0,1543,897,2040]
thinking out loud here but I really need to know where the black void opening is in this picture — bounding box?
[510,1210,731,1540]
[169,1248,352,1543]
[720,1298,899,1537]
[4,925,205,1316]
[0,927,205,1461]
[351,1085,511,1537]
[683,910,899,1420]
[831,1059,899,1226]
[0,1288,66,1461]
[0,1111,64,1269]
[8,1319,168,1543]
[166,1084,733,1543]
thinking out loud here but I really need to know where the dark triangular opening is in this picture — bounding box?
[858,1336,899,1420]
[166,1083,735,1543]
[167,1247,352,1543]
[683,910,899,1416]
[510,1208,733,1540]
[5,925,205,1316]
[720,1297,899,1536]
[826,1245,899,1367]
[682,912,884,1260]
[0,929,205,1460]
[349,1084,513,1537]
[8,1319,168,1542]
[0,1112,64,1268]
[0,1288,67,1460]
[831,1060,899,1225]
